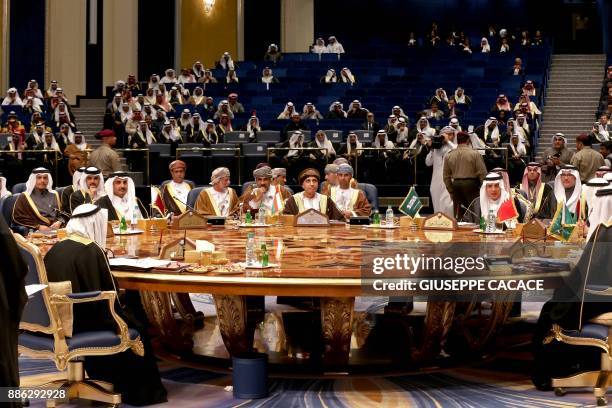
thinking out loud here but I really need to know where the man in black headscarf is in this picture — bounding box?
[0,216,27,407]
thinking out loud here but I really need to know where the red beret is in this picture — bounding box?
[95,129,116,139]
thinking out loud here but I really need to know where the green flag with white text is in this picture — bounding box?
[399,187,422,217]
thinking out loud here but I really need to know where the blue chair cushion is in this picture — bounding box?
[187,187,205,209]
[19,328,140,352]
[562,323,609,341]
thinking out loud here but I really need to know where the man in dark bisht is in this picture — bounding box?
[160,160,195,216]
[44,203,167,405]
[518,162,557,219]
[532,186,612,390]
[13,167,66,231]
[0,216,27,408]
[99,171,148,221]
[69,166,106,212]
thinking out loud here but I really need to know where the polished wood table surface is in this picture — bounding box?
[107,224,578,370]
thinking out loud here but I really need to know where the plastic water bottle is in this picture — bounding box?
[246,232,256,266]
[486,209,496,233]
[372,210,380,225]
[257,208,266,225]
[245,209,252,225]
[131,203,139,229]
[385,206,394,226]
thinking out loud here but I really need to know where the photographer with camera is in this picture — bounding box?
[540,133,574,182]
[426,127,457,216]
[589,114,611,143]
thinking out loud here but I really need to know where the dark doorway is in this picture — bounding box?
[551,1,603,53]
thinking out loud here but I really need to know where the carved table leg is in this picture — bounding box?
[450,293,514,353]
[320,297,355,366]
[213,295,265,355]
[139,291,194,351]
[411,301,456,362]
[171,292,205,329]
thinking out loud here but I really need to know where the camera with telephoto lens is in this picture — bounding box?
[431,134,444,149]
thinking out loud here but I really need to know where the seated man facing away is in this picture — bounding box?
[327,163,371,217]
[283,168,346,221]
[98,171,148,221]
[161,160,194,216]
[195,167,240,217]
[13,167,66,231]
[240,164,292,215]
[43,203,167,406]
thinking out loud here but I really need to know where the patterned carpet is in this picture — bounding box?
[19,348,602,407]
[18,300,605,407]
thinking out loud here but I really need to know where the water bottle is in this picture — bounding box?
[385,206,394,226]
[245,209,252,224]
[372,210,380,225]
[486,209,496,233]
[260,244,269,267]
[131,203,139,230]
[246,232,256,266]
[257,208,266,225]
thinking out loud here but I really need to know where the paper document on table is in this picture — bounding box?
[109,258,172,269]
[25,284,48,297]
[196,240,215,252]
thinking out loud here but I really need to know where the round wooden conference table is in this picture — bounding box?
[109,223,576,373]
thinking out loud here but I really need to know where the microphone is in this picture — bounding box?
[172,195,203,214]
[460,204,481,220]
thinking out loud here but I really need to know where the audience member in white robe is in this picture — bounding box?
[454,87,472,106]
[326,36,345,53]
[301,103,323,120]
[391,105,410,121]
[179,109,192,130]
[310,130,336,161]
[326,101,347,119]
[449,117,462,132]
[582,178,609,213]
[160,69,177,85]
[322,69,337,83]
[278,102,296,119]
[2,88,23,106]
[192,61,204,80]
[261,67,279,84]
[426,126,456,216]
[413,117,436,139]
[226,69,239,84]
[340,68,356,84]
[396,118,410,145]
[217,52,236,70]
[26,79,44,99]
[480,37,491,53]
[312,38,328,54]
[178,69,195,84]
[244,116,261,141]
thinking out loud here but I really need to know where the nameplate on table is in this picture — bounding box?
[295,209,329,226]
[423,212,457,230]
[171,211,208,229]
[522,218,547,241]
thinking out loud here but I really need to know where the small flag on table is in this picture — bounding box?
[496,197,519,222]
[272,185,284,215]
[151,186,165,216]
[548,204,576,241]
[399,187,422,217]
